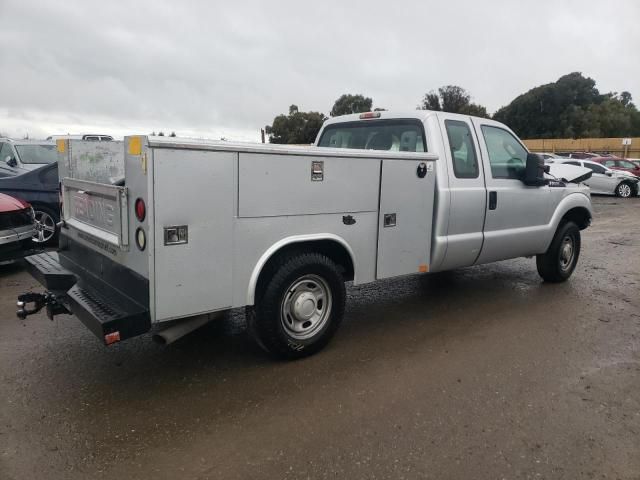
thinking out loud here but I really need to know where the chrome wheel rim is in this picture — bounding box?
[618,183,631,197]
[280,274,332,340]
[559,235,575,272]
[32,210,56,243]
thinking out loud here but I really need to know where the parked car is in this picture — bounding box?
[566,152,600,159]
[556,159,639,197]
[0,163,60,245]
[591,157,640,177]
[0,139,57,176]
[538,152,569,162]
[0,193,36,263]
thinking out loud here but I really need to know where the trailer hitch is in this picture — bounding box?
[16,292,70,320]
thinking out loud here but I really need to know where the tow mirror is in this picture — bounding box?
[523,153,547,186]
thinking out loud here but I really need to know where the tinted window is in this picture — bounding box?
[565,161,580,166]
[584,163,606,174]
[445,120,478,178]
[481,125,528,179]
[318,119,426,152]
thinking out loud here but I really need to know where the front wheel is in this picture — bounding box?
[247,252,346,360]
[536,221,581,283]
[615,181,634,198]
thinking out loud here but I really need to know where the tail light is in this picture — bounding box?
[134,198,146,222]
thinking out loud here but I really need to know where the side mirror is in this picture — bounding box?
[605,171,613,177]
[5,155,16,167]
[523,153,547,186]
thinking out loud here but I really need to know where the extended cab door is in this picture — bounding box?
[437,114,487,270]
[472,119,552,263]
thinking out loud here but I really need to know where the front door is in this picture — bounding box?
[472,120,552,264]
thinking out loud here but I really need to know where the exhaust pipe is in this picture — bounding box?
[152,312,222,345]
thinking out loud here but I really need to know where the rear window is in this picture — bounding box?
[317,119,426,152]
[15,144,57,164]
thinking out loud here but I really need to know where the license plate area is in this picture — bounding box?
[62,178,129,248]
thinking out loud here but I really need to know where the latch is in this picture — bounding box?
[164,225,189,245]
[311,161,324,181]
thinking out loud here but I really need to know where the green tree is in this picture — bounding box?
[492,72,640,138]
[266,105,327,144]
[330,94,373,117]
[418,85,489,118]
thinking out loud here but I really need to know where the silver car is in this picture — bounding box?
[0,139,58,177]
[556,159,639,197]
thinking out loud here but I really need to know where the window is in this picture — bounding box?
[584,163,606,174]
[318,119,426,152]
[619,160,637,169]
[565,161,580,166]
[0,143,14,162]
[480,125,528,179]
[603,160,616,167]
[14,144,57,164]
[445,120,478,178]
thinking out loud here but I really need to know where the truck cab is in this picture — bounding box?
[315,111,592,271]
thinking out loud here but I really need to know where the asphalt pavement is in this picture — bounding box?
[1,196,639,479]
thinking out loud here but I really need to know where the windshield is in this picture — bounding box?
[15,144,57,164]
[317,119,426,152]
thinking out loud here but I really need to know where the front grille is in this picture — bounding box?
[0,208,33,230]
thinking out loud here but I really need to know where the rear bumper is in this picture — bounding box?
[24,251,150,344]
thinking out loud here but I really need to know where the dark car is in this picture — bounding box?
[0,193,35,263]
[591,157,640,178]
[0,163,60,245]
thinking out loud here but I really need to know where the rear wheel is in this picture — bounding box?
[247,252,346,359]
[536,221,580,283]
[32,205,58,246]
[615,182,633,198]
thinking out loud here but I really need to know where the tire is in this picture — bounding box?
[536,221,581,283]
[247,251,346,360]
[32,205,59,246]
[615,182,633,198]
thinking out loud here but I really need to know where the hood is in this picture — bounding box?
[0,193,30,213]
[547,164,593,183]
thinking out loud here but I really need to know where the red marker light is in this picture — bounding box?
[359,112,381,119]
[105,331,121,345]
[135,198,146,222]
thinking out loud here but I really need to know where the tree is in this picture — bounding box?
[493,72,640,138]
[266,104,327,144]
[418,85,489,118]
[330,94,373,117]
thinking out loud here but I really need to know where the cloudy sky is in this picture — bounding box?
[0,0,638,141]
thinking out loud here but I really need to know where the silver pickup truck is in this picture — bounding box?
[18,110,592,359]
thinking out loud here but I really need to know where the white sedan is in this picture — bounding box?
[554,159,639,198]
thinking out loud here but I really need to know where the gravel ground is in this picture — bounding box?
[1,196,639,480]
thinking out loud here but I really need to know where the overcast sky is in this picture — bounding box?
[1,0,638,141]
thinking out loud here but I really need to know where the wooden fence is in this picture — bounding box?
[523,137,639,158]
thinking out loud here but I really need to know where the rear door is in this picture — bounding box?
[472,120,552,263]
[579,161,616,194]
[437,114,487,270]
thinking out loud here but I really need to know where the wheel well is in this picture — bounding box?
[255,240,355,299]
[562,207,591,230]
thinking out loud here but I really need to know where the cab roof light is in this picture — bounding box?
[359,112,381,119]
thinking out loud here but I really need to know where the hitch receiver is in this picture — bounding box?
[17,291,71,320]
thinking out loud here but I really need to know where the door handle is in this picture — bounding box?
[489,191,497,210]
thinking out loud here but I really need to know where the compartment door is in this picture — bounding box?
[376,159,436,279]
[153,149,234,321]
